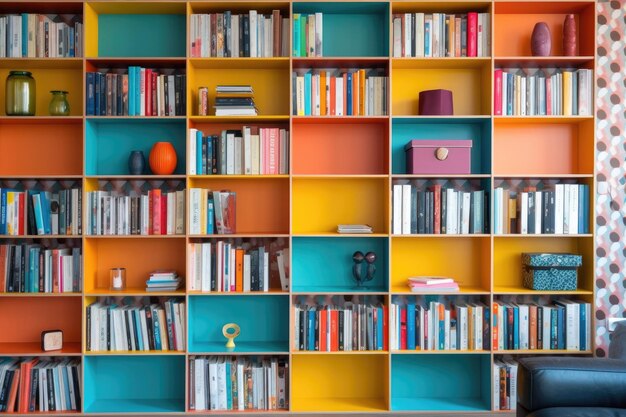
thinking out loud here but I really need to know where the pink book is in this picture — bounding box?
[494,69,503,115]
[467,12,478,57]
[546,77,552,115]
[268,128,278,174]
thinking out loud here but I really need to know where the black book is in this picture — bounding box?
[205,136,212,175]
[411,13,416,57]
[224,11,231,57]
[47,368,55,411]
[163,76,169,116]
[71,365,81,409]
[19,244,26,292]
[314,308,320,351]
[416,191,425,234]
[0,369,14,411]
[527,192,535,234]
[250,249,259,291]
[86,305,92,351]
[507,306,514,350]
[211,135,218,174]
[537,306,543,349]
[11,245,21,292]
[145,306,155,350]
[239,14,245,57]
[424,191,431,234]
[542,191,549,234]
[106,306,112,351]
[441,189,447,234]
[298,309,306,350]
[258,246,265,291]
[210,242,217,291]
[214,97,255,105]
[29,367,38,412]
[72,247,80,292]
[201,135,208,175]
[6,245,14,292]
[38,249,45,292]
[410,186,417,234]
[242,15,250,57]
[116,73,123,116]
[124,309,133,350]
[547,190,556,234]
[174,75,181,116]
[180,74,187,116]
[338,310,344,351]
[27,191,36,235]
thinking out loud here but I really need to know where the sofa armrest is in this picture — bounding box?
[518,357,626,412]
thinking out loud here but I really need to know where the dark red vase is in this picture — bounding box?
[563,14,577,56]
[531,22,552,56]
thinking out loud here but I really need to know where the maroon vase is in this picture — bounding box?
[531,22,552,56]
[563,14,577,56]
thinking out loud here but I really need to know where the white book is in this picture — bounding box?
[336,76,344,116]
[249,11,257,58]
[461,192,471,234]
[474,305,483,350]
[554,184,564,234]
[232,15,239,58]
[432,13,439,57]
[217,358,227,409]
[173,302,184,350]
[277,250,288,291]
[477,13,483,58]
[392,184,403,234]
[201,242,211,292]
[315,12,323,57]
[243,127,252,174]
[518,304,529,349]
[520,75,527,116]
[237,359,245,410]
[534,191,542,234]
[569,183,578,234]
[226,131,235,174]
[401,184,411,234]
[167,193,175,235]
[189,128,198,175]
[234,134,242,174]
[140,309,150,351]
[404,13,412,57]
[542,306,552,349]
[563,183,570,234]
[501,71,508,115]
[444,309,450,350]
[243,254,251,291]
[392,18,401,57]
[493,361,501,410]
[208,358,218,410]
[498,304,505,350]
[194,358,206,410]
[415,13,425,57]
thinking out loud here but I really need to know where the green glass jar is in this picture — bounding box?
[49,90,70,116]
[5,70,36,116]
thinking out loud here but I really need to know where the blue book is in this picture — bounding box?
[225,360,232,409]
[579,302,587,351]
[513,305,519,350]
[406,303,416,350]
[69,26,75,57]
[86,72,95,115]
[53,367,61,407]
[507,73,514,115]
[129,67,136,116]
[293,15,300,57]
[376,307,384,350]
[207,198,214,234]
[152,307,162,350]
[32,194,45,235]
[21,14,28,57]
[224,243,230,290]
[196,130,203,175]
[580,184,589,234]
[346,72,353,115]
[135,67,141,116]
[439,311,445,350]
[307,309,315,351]
[556,305,565,350]
[40,192,52,235]
[95,72,102,116]
[304,72,312,115]
[134,309,144,351]
[501,305,508,349]
[0,188,7,234]
[31,247,39,292]
[62,366,71,409]
[424,21,431,56]
[207,135,213,175]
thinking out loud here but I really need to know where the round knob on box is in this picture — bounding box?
[435,147,449,161]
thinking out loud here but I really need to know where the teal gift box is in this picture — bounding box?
[522,253,582,291]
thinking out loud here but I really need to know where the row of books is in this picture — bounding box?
[86,298,186,352]
[407,276,459,293]
[392,12,490,58]
[0,358,81,413]
[86,69,186,116]
[392,184,487,235]
[493,301,591,351]
[0,245,81,294]
[188,189,236,235]
[494,68,593,116]
[293,70,388,116]
[294,303,388,351]
[188,127,289,175]
[85,190,185,236]
[493,184,590,235]
[0,14,82,58]
[292,13,322,57]
[190,11,289,58]
[0,188,82,236]
[493,358,519,411]
[390,301,490,351]
[189,356,288,411]
[209,85,258,116]
[145,270,181,292]
[188,242,288,292]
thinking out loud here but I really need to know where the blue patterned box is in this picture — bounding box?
[522,253,583,291]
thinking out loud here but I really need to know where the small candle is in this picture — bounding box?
[110,268,126,291]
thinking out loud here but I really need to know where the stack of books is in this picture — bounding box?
[408,276,459,292]
[146,270,181,292]
[337,224,372,234]
[214,85,257,116]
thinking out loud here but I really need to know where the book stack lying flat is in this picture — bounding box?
[337,224,373,234]
[214,85,257,116]
[408,276,459,292]
[146,270,181,292]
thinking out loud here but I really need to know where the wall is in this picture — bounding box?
[595,0,626,356]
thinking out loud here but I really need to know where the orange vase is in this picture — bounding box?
[149,142,177,175]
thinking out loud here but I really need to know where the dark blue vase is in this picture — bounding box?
[128,151,145,175]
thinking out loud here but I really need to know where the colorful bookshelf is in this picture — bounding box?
[0,0,596,414]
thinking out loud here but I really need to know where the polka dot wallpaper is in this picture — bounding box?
[595,0,626,357]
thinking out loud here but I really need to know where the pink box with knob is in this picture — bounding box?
[404,140,472,175]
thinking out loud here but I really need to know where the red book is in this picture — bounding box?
[235,248,243,292]
[272,10,281,57]
[492,302,499,351]
[400,15,405,57]
[330,309,339,351]
[18,358,38,413]
[467,12,478,57]
[494,69,503,115]
[330,77,336,115]
[52,249,60,293]
[400,306,407,350]
[152,189,162,235]
[17,192,25,235]
[225,192,236,234]
[145,69,152,116]
[546,77,552,115]
[148,190,154,235]
[382,305,388,351]
[319,308,328,351]
[430,184,442,234]
[152,72,158,116]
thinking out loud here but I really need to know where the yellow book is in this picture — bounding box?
[6,192,14,235]
[563,71,572,116]
[200,189,208,234]
[320,71,327,116]
[359,69,366,116]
